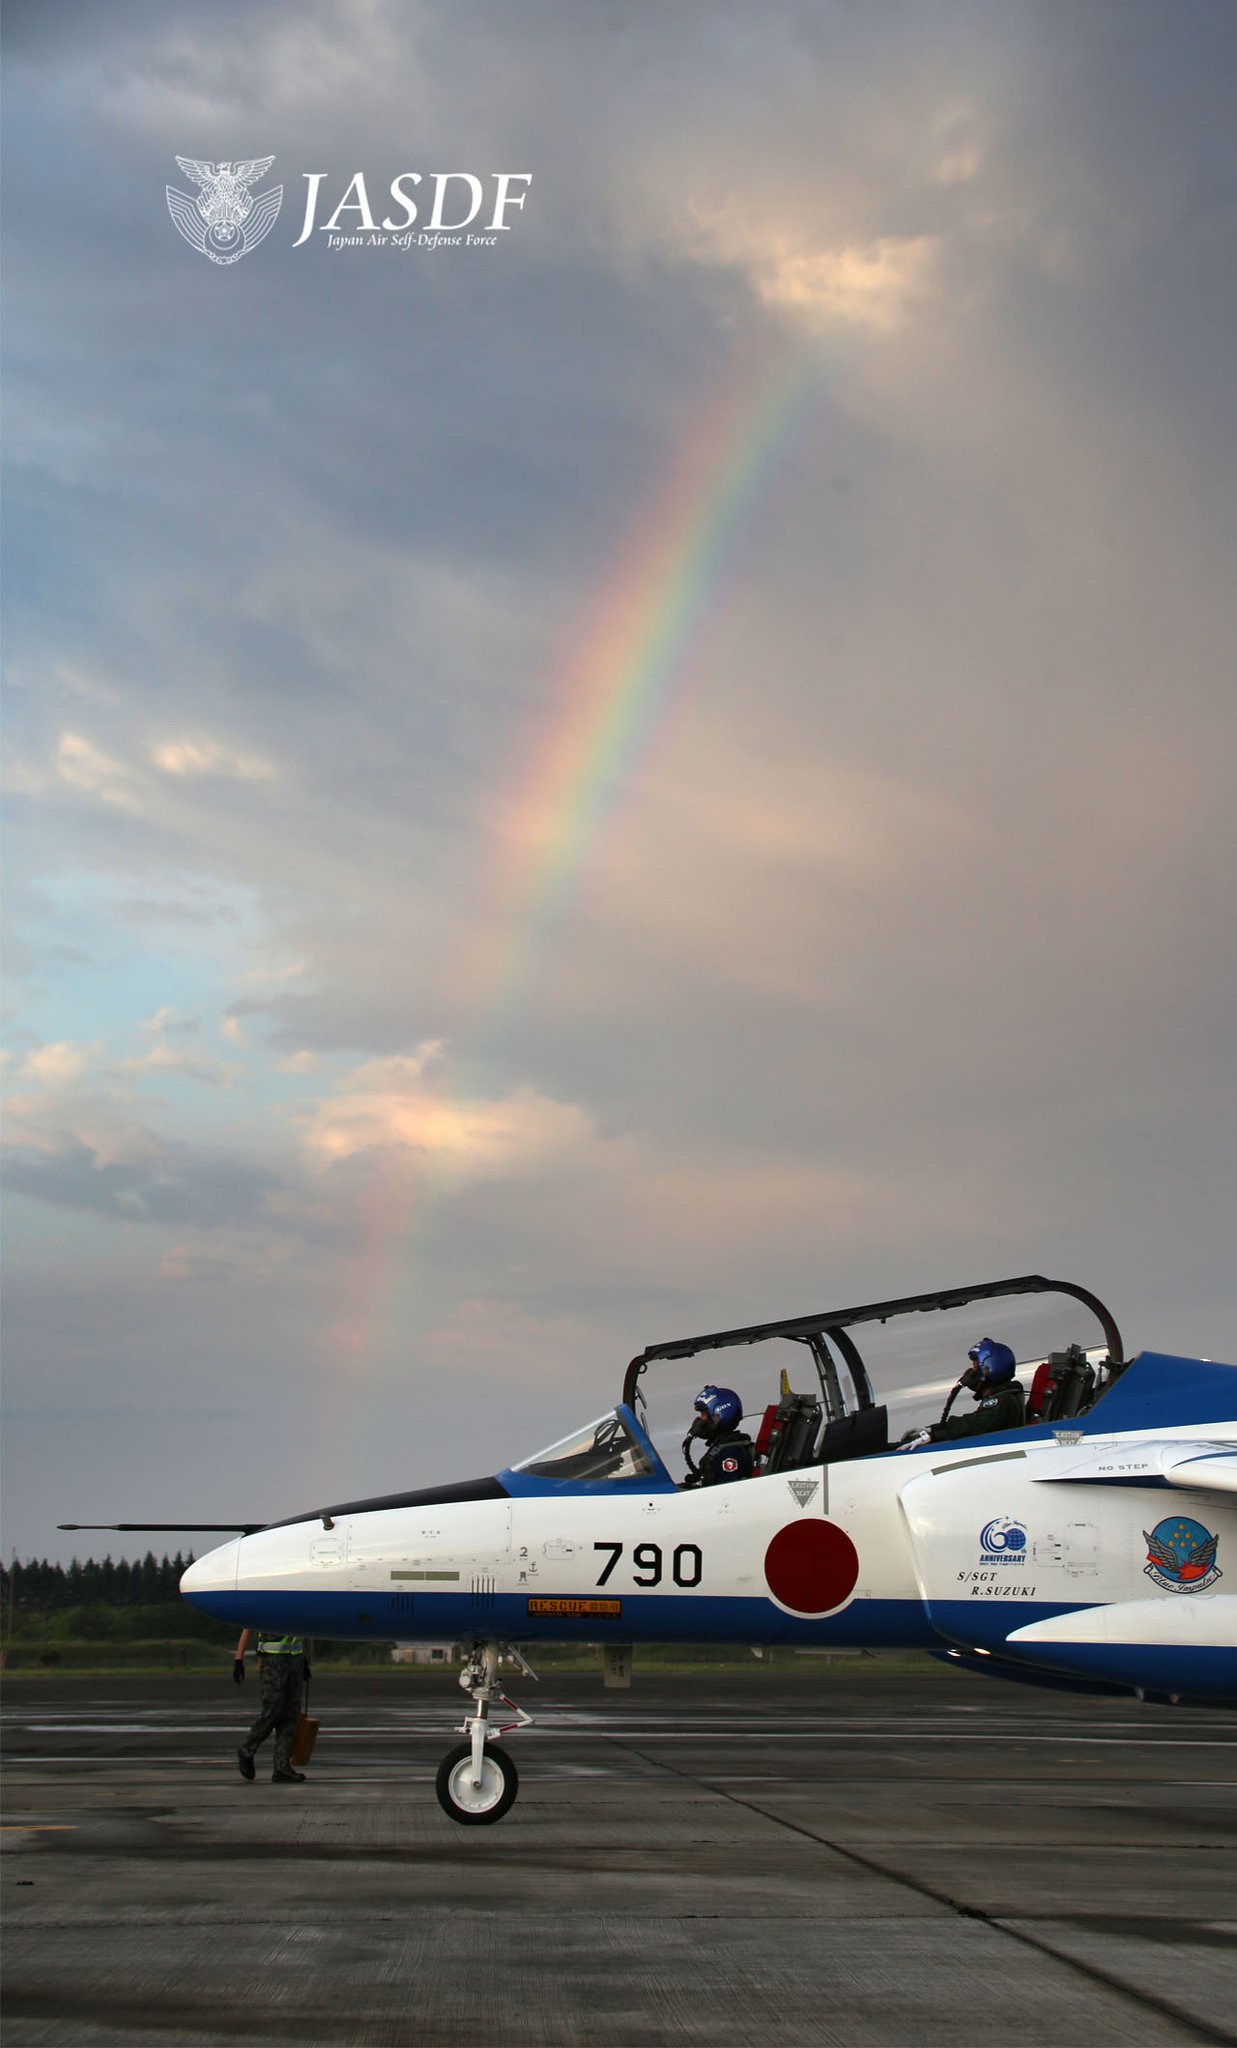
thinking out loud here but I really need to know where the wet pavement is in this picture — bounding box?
[3,1664,1235,2045]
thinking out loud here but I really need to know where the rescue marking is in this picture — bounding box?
[528,1597,623,1616]
[788,1479,819,1509]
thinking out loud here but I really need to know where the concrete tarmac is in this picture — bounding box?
[2,1663,1235,2047]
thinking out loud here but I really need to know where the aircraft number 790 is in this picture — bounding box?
[72,1271,1235,1827]
[594,1540,703,1587]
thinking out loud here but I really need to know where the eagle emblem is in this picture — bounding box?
[1143,1516,1222,1593]
[166,157,283,265]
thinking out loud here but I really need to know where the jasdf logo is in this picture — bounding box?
[166,157,283,264]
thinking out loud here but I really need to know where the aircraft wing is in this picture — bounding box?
[1031,1440,1237,1494]
[1006,1594,1237,1652]
[1160,1449,1237,1495]
[1003,1594,1237,1701]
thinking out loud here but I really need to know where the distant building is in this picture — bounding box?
[390,1642,458,1665]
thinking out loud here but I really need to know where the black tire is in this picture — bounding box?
[434,1741,519,1825]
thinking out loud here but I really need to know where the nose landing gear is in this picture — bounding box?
[434,1640,534,1826]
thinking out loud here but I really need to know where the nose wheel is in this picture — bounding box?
[435,1640,534,1827]
[435,1741,518,1823]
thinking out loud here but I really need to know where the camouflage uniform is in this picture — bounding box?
[929,1379,1026,1442]
[239,1634,304,1774]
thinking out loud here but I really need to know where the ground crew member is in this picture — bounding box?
[684,1385,757,1485]
[900,1338,1027,1448]
[233,1627,310,1783]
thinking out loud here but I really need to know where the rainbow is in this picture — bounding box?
[332,348,817,1386]
[478,348,817,1027]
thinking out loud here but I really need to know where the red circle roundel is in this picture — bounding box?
[764,1520,859,1616]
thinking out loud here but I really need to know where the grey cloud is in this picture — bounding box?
[2,1140,283,1230]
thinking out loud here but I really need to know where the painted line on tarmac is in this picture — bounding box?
[9,1710,1232,1735]
[9,1703,1221,1718]
[11,1721,1237,1747]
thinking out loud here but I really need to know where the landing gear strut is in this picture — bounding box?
[434,1641,534,1826]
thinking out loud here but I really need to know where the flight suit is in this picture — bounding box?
[699,1429,757,1483]
[929,1379,1026,1443]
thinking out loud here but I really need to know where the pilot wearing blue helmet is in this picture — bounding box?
[901,1339,1026,1448]
[683,1385,757,1486]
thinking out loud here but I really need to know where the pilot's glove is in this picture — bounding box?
[232,1658,245,1685]
[898,1429,931,1450]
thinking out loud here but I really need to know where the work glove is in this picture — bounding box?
[232,1658,245,1684]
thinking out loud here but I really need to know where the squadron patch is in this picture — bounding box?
[1143,1517,1222,1593]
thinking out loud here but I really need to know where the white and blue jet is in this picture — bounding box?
[70,1273,1237,1823]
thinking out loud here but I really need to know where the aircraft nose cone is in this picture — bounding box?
[180,1538,241,1602]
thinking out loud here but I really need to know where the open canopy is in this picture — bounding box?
[607,1273,1127,1486]
[622,1272,1122,1411]
[502,1275,1127,1496]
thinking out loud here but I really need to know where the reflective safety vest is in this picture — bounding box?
[257,1634,303,1657]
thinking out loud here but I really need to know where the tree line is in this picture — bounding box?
[3,1553,194,1610]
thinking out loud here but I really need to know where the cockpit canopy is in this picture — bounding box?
[508,1274,1125,1494]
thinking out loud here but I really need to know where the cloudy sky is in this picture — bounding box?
[4,0,1235,1562]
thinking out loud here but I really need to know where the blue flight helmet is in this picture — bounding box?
[967,1338,1017,1388]
[694,1385,743,1432]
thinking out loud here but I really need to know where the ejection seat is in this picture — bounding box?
[755,1390,821,1473]
[1025,1345,1097,1422]
[754,1391,890,1472]
[817,1405,889,1464]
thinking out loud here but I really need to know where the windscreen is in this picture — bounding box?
[512,1409,656,1484]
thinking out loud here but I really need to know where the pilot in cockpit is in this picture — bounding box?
[683,1385,757,1486]
[899,1338,1026,1448]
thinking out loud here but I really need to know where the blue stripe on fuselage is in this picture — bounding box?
[183,1585,1092,1649]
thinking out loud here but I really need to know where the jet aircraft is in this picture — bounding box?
[66,1273,1237,1823]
